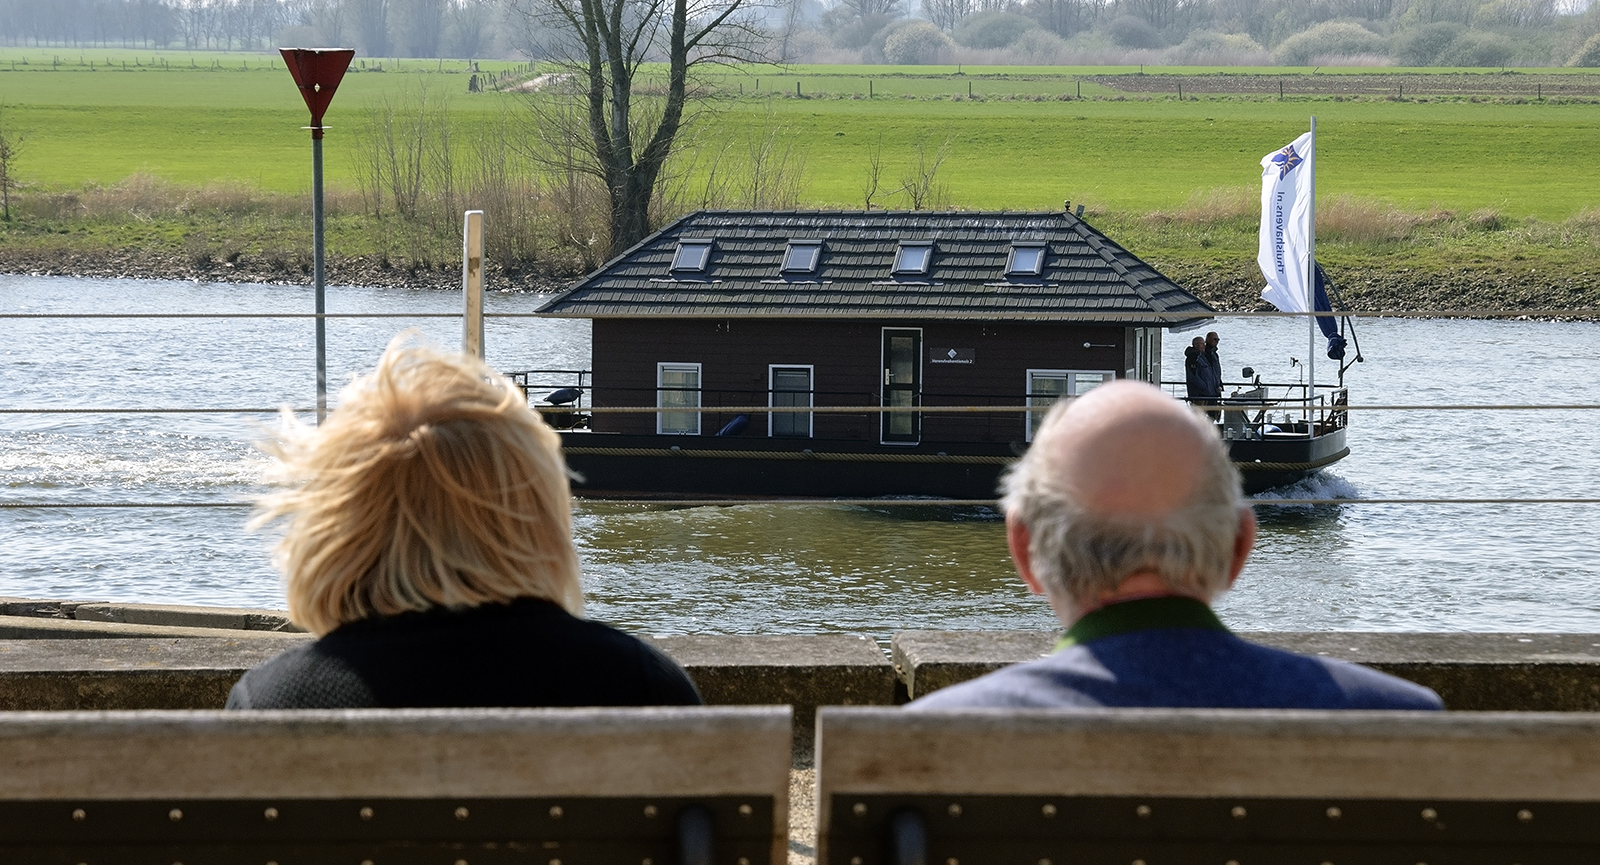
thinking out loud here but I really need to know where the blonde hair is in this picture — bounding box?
[254,335,583,636]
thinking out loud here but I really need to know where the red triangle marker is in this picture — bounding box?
[280,48,355,139]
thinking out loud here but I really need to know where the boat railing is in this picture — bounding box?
[1162,379,1348,439]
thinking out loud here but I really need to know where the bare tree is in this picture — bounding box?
[896,136,950,211]
[510,0,767,255]
[0,106,21,222]
[861,136,885,210]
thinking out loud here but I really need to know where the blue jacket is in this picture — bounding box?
[908,597,1443,711]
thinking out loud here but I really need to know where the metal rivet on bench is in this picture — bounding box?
[549,805,563,818]
[1518,809,1534,823]
[643,805,658,818]
[455,807,470,821]
[1421,808,1438,821]
[1231,806,1247,819]
[852,802,867,817]
[1135,805,1152,818]
[359,807,374,821]
[739,803,753,817]
[947,804,962,817]
[1041,804,1057,818]
[1326,807,1342,820]
[168,809,183,822]
[263,808,279,821]
[71,808,86,822]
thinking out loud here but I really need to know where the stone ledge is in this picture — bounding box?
[893,630,1600,710]
[0,615,309,641]
[0,597,301,633]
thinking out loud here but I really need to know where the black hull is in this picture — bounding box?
[560,429,1348,500]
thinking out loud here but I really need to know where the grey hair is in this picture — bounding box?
[1000,397,1246,605]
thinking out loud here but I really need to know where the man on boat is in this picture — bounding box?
[1204,331,1224,398]
[1183,337,1210,406]
[908,381,1441,710]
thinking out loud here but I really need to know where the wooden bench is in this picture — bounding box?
[816,707,1600,864]
[0,706,791,865]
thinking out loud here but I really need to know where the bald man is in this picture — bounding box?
[910,381,1441,710]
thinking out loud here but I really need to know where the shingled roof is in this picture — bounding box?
[535,210,1214,326]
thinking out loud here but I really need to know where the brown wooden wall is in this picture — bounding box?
[590,319,1128,444]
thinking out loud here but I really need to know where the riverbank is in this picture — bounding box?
[4,197,1598,312]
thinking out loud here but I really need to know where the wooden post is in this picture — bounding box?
[462,210,485,359]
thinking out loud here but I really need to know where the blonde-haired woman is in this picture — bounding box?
[227,337,700,709]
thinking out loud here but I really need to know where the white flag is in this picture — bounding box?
[1257,130,1315,313]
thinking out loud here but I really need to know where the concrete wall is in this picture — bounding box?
[2,598,1599,714]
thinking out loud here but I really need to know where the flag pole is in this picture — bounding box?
[1306,115,1317,430]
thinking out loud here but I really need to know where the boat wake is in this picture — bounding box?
[1249,471,1360,508]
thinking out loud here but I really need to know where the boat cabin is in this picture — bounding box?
[531,209,1213,497]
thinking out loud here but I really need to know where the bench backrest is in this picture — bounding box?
[816,707,1600,865]
[0,706,791,864]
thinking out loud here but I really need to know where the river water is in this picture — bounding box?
[4,275,1599,636]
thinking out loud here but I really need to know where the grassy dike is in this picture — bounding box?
[0,55,1597,311]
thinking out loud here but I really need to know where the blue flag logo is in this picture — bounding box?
[1270,144,1303,180]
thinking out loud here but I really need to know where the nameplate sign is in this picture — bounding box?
[930,348,975,365]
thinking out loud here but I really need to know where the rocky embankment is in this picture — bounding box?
[0,246,572,294]
[3,246,1597,315]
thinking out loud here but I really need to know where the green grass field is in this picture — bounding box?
[0,52,1597,219]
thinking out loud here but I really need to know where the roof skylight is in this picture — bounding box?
[783,241,822,273]
[1007,243,1046,276]
[893,242,933,275]
[672,240,713,272]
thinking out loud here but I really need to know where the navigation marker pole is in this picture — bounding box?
[463,210,485,359]
[1306,115,1317,429]
[280,48,355,424]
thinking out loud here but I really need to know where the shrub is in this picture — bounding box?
[1391,22,1463,65]
[1011,28,1068,62]
[953,11,1038,48]
[1438,30,1516,66]
[1273,22,1386,65]
[884,20,956,64]
[1568,32,1600,67]
[1164,30,1268,64]
[1106,16,1164,49]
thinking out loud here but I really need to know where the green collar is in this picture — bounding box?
[1055,596,1229,651]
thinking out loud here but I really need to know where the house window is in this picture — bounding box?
[782,241,822,273]
[1026,369,1116,441]
[657,363,701,434]
[769,365,813,437]
[671,240,713,272]
[893,242,932,275]
[1007,244,1046,276]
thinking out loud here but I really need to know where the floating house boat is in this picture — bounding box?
[524,209,1347,498]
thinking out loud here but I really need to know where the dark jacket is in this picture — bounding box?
[226,598,701,709]
[1184,347,1212,402]
[908,598,1443,711]
[1204,345,1224,396]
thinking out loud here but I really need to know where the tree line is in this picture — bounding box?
[0,0,509,57]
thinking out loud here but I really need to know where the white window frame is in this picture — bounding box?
[657,362,702,435]
[892,242,933,275]
[671,240,713,272]
[767,364,814,438]
[1006,243,1046,276]
[1025,368,1117,442]
[782,241,822,274]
